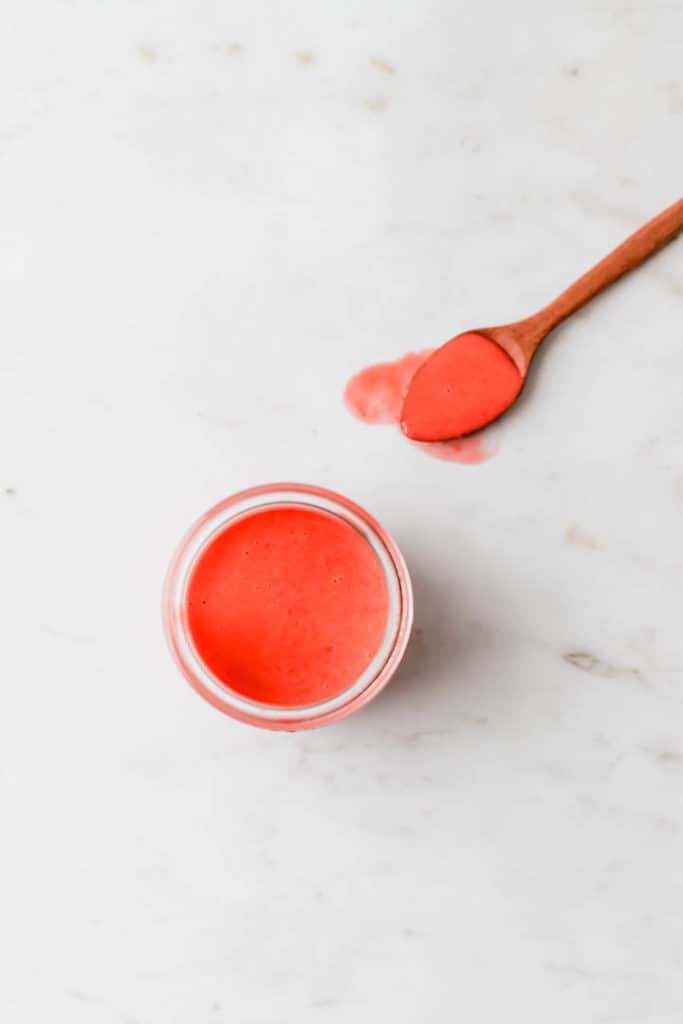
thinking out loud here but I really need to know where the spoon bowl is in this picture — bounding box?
[400,331,523,442]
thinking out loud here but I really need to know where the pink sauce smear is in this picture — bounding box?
[344,350,495,464]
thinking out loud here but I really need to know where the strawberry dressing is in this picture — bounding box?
[185,505,390,707]
[344,349,495,463]
[400,332,522,441]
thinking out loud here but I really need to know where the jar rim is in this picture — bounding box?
[162,483,413,730]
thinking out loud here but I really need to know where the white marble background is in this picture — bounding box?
[1,1,682,1021]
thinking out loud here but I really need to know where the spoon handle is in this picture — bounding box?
[520,197,683,358]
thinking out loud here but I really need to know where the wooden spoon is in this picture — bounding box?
[400,197,683,442]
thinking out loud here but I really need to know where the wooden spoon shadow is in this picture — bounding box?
[508,317,573,414]
[495,312,583,430]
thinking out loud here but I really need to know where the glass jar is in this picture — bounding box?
[163,483,413,730]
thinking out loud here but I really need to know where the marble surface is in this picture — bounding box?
[1,1,682,1021]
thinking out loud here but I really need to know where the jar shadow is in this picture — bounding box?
[365,554,483,719]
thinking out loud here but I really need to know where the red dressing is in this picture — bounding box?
[400,332,522,441]
[185,505,389,707]
[344,347,496,463]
